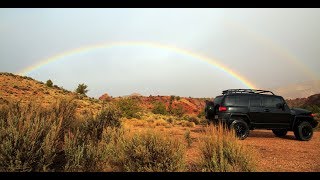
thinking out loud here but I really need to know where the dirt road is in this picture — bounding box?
[127,122,320,172]
[184,127,320,172]
[241,130,320,172]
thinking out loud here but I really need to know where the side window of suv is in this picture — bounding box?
[262,96,283,108]
[224,95,249,107]
[250,96,261,107]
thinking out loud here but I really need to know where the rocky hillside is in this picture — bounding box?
[286,93,320,108]
[0,72,102,115]
[0,72,208,116]
[271,80,320,99]
[116,95,209,115]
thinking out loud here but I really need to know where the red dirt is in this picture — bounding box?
[241,130,320,172]
[184,127,320,172]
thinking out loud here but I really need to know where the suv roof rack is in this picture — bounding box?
[222,89,275,95]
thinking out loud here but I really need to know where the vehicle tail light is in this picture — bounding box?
[310,113,316,117]
[219,106,227,112]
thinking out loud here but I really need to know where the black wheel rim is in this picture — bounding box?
[302,126,312,138]
[234,123,246,138]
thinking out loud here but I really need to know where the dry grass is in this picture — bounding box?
[198,124,256,172]
[106,130,186,172]
[0,98,121,172]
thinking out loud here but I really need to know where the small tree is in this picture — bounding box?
[75,83,88,95]
[116,98,142,119]
[170,95,175,102]
[46,79,53,87]
[152,102,168,115]
[172,105,185,117]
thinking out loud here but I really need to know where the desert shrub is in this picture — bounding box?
[176,96,181,101]
[170,95,175,102]
[80,104,121,142]
[304,105,320,113]
[0,98,123,172]
[0,100,75,172]
[199,124,256,172]
[153,119,168,126]
[167,117,175,124]
[182,114,190,120]
[116,98,142,119]
[75,83,88,96]
[63,130,108,172]
[152,101,168,115]
[184,130,192,148]
[197,109,205,118]
[186,121,195,127]
[188,116,201,125]
[108,131,185,172]
[171,105,185,117]
[53,85,60,89]
[63,104,123,172]
[46,79,53,87]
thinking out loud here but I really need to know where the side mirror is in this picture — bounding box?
[276,103,284,109]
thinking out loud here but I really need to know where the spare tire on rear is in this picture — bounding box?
[205,101,215,120]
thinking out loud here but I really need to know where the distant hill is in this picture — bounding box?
[286,93,320,108]
[0,72,209,116]
[110,95,209,115]
[0,72,102,115]
[8,72,319,116]
[271,80,320,99]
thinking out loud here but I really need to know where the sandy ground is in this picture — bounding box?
[241,130,320,172]
[126,123,320,172]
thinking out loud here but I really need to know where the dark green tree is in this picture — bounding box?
[46,79,53,87]
[75,83,88,95]
[152,102,168,115]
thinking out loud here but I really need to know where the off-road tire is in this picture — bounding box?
[294,121,313,141]
[230,119,250,140]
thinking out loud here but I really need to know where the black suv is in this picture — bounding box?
[205,89,318,141]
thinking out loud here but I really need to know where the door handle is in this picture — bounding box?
[264,109,270,112]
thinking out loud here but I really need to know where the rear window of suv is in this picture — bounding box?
[224,95,249,107]
[213,96,223,105]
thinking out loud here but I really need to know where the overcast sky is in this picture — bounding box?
[0,8,319,98]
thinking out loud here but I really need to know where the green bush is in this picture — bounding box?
[0,98,122,172]
[197,109,205,118]
[116,98,142,119]
[63,129,108,172]
[170,95,175,102]
[171,105,185,117]
[46,79,53,87]
[0,100,77,172]
[167,117,175,124]
[81,104,121,141]
[304,105,320,113]
[152,102,168,115]
[188,116,201,125]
